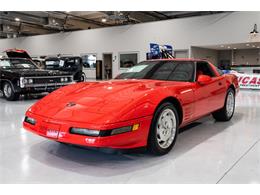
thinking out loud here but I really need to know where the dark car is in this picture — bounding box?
[0,51,74,101]
[44,56,86,82]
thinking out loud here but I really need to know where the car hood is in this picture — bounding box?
[29,79,184,124]
[5,49,31,59]
[4,68,72,77]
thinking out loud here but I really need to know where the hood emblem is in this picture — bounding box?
[66,102,76,107]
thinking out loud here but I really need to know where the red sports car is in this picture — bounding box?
[23,59,239,155]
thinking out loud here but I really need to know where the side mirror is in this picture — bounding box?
[197,75,212,85]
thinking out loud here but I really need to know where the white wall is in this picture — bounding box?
[190,47,218,64]
[233,49,260,65]
[1,11,260,78]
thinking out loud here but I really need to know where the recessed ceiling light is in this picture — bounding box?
[257,46,260,48]
[227,46,231,49]
[233,48,237,50]
[252,45,256,47]
[15,17,20,22]
[101,18,107,23]
[246,43,250,46]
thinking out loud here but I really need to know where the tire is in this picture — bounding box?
[212,88,235,121]
[3,82,19,101]
[148,102,179,155]
[80,72,86,82]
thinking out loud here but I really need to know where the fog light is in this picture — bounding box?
[24,116,36,125]
[111,126,132,135]
[70,127,100,137]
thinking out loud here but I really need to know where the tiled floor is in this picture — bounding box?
[0,90,259,183]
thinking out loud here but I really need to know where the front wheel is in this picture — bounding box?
[212,88,235,121]
[3,82,20,101]
[148,102,179,155]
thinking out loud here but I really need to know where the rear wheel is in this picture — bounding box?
[80,72,86,82]
[148,102,179,155]
[3,82,19,101]
[212,88,235,121]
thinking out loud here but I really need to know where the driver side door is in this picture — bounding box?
[193,61,226,118]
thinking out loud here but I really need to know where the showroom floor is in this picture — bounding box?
[0,90,260,184]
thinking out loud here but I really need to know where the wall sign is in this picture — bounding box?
[234,72,260,89]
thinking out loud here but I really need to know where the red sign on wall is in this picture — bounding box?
[235,73,260,89]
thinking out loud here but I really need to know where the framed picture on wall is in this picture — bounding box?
[119,52,139,68]
[81,53,97,68]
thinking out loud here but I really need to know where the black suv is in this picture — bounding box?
[44,56,86,82]
[0,50,74,101]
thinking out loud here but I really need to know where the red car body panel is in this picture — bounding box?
[23,59,239,149]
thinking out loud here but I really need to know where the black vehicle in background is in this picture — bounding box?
[44,56,86,82]
[0,49,74,101]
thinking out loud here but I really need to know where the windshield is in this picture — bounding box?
[0,59,37,69]
[45,59,61,69]
[115,61,195,82]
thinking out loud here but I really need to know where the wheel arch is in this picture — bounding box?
[1,79,15,92]
[157,96,183,125]
[229,84,236,94]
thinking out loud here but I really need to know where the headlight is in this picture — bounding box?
[70,128,100,137]
[64,77,68,82]
[24,116,36,125]
[28,78,33,84]
[61,78,65,82]
[20,77,26,88]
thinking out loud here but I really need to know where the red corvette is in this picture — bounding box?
[23,59,239,155]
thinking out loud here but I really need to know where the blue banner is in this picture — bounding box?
[150,43,160,56]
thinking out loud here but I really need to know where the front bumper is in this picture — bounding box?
[16,82,75,94]
[23,112,152,149]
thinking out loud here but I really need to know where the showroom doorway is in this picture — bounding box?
[103,53,113,80]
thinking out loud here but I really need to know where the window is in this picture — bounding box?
[168,62,195,82]
[115,60,194,82]
[196,61,216,80]
[216,68,224,75]
[81,54,97,68]
[150,61,194,81]
[120,53,138,68]
[150,62,177,80]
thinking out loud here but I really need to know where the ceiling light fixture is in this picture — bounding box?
[233,48,237,50]
[15,17,20,22]
[101,18,107,23]
[252,45,256,47]
[246,43,250,46]
[227,46,231,49]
